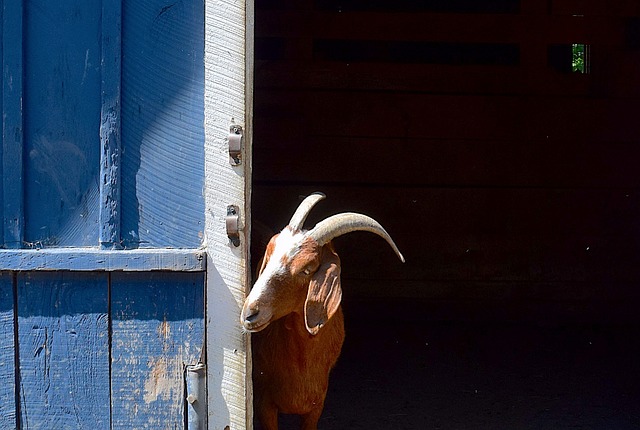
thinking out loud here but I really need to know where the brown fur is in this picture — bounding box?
[249,239,346,430]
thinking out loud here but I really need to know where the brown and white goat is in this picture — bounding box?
[241,193,404,430]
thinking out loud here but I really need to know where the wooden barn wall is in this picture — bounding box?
[252,0,640,322]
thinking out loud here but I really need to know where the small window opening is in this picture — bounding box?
[548,43,590,74]
[572,43,590,73]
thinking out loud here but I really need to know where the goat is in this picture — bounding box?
[241,192,404,430]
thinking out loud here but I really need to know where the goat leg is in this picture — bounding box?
[256,403,279,430]
[300,404,324,430]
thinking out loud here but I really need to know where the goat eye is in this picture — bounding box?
[302,268,312,276]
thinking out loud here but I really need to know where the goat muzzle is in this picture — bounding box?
[241,302,273,332]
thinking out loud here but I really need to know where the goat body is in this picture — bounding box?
[242,193,404,430]
[252,305,344,429]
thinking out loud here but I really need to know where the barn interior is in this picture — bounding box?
[250,1,640,428]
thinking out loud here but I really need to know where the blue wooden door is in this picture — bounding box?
[0,0,222,428]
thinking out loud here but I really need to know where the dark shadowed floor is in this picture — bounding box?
[271,301,640,430]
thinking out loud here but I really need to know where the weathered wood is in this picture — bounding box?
[17,272,110,429]
[0,248,206,272]
[110,271,204,430]
[99,0,122,249]
[204,0,253,426]
[23,0,102,247]
[120,0,205,249]
[2,0,24,248]
[0,272,16,429]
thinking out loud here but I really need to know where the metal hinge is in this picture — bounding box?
[225,205,241,247]
[185,363,207,430]
[228,125,243,165]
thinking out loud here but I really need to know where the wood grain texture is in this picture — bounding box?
[204,0,253,426]
[99,0,122,248]
[110,272,204,430]
[0,248,206,272]
[17,272,110,429]
[23,0,102,247]
[120,0,205,249]
[0,272,17,428]
[2,0,24,248]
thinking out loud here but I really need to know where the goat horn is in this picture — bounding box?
[307,213,405,263]
[288,192,326,231]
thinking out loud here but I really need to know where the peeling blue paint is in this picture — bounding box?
[99,0,122,249]
[2,0,24,248]
[2,1,209,428]
[0,273,16,429]
[111,272,205,429]
[17,272,110,429]
[0,248,206,272]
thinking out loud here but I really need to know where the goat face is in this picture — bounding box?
[241,226,342,336]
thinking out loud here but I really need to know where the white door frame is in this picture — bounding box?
[204,0,254,428]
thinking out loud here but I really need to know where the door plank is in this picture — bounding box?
[2,0,25,248]
[0,272,16,428]
[120,0,205,249]
[99,0,123,249]
[110,272,204,429]
[17,272,110,429]
[23,0,102,247]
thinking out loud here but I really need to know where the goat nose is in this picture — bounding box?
[244,307,260,323]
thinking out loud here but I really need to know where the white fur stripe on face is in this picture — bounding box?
[247,227,305,302]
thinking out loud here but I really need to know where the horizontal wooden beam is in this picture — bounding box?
[0,249,206,272]
[255,61,608,96]
[256,12,624,45]
[253,137,640,188]
[254,90,640,141]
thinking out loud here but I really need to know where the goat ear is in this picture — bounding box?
[256,237,275,278]
[256,256,267,278]
[304,248,342,335]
